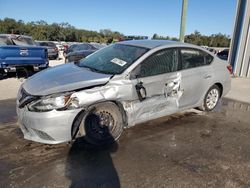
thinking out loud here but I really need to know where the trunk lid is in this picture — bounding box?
[0,45,47,66]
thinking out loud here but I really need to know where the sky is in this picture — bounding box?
[0,0,237,38]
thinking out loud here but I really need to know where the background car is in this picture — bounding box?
[64,43,101,63]
[217,49,229,60]
[56,44,65,51]
[90,42,107,49]
[36,41,59,60]
[0,34,48,78]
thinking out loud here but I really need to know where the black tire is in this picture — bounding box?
[84,102,124,145]
[200,85,221,111]
[0,69,4,80]
[16,66,34,78]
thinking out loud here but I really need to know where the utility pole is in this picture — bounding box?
[179,0,188,42]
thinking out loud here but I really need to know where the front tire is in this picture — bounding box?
[200,85,221,111]
[81,102,124,145]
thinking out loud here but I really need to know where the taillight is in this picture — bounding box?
[227,65,233,74]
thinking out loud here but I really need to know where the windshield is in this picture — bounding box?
[90,43,107,49]
[78,43,149,74]
[11,36,35,46]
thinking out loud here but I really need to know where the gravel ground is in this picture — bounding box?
[0,99,250,187]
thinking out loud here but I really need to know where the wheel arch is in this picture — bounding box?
[71,100,128,140]
[214,82,223,97]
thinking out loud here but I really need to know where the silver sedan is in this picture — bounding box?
[17,40,231,144]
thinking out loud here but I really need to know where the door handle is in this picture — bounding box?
[204,74,212,79]
[165,81,178,86]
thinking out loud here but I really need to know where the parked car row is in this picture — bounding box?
[201,46,230,61]
[217,49,229,60]
[64,42,106,63]
[36,41,59,60]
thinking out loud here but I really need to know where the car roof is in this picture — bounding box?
[118,39,197,49]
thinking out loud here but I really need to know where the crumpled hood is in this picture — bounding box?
[23,63,112,96]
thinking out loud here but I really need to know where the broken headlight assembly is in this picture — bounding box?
[27,93,80,112]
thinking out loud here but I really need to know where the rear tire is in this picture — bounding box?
[16,66,34,78]
[0,69,4,80]
[199,85,221,111]
[80,102,124,145]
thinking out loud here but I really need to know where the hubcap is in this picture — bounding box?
[206,89,219,110]
[88,111,115,139]
[97,111,115,131]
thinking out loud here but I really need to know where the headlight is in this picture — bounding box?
[27,93,80,112]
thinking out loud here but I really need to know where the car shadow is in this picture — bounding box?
[66,137,120,188]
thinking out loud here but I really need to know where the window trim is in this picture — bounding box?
[130,47,180,79]
[178,47,214,71]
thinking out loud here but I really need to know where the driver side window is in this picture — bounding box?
[131,48,178,78]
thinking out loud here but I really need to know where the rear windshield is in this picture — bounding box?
[11,37,35,46]
[38,42,56,47]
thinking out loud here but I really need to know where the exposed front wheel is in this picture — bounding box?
[79,102,124,145]
[201,85,221,111]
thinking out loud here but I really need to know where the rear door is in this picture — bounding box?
[178,48,214,108]
[129,48,183,123]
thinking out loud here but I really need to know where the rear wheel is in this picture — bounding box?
[0,69,4,80]
[16,66,34,78]
[79,102,124,145]
[200,85,221,111]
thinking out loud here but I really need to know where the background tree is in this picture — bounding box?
[152,31,231,47]
[0,17,123,43]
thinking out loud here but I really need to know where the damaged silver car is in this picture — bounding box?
[17,40,232,144]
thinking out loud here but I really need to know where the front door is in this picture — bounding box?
[128,48,183,124]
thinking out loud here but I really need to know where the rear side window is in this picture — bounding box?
[76,44,91,51]
[205,53,214,64]
[68,44,78,52]
[180,48,213,70]
[133,48,178,78]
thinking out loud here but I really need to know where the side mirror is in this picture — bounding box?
[135,82,146,101]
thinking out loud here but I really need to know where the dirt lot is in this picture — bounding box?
[0,98,250,188]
